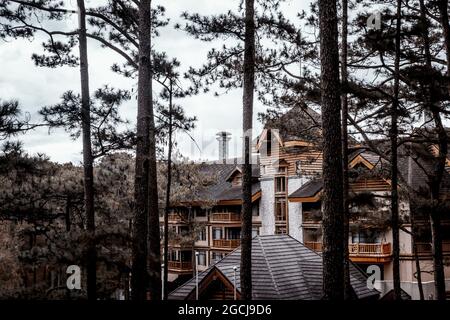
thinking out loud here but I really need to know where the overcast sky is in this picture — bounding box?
[0,0,310,164]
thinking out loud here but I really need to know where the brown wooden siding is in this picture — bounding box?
[260,144,323,177]
[350,178,390,192]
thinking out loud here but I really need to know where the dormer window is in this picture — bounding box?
[266,130,272,157]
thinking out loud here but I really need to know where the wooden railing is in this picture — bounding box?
[211,213,241,222]
[168,261,192,270]
[212,239,240,249]
[416,241,450,255]
[305,241,392,256]
[168,213,185,222]
[349,243,391,256]
[302,211,322,223]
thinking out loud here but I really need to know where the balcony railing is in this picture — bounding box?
[168,261,192,271]
[416,241,450,255]
[302,211,322,223]
[168,213,185,222]
[349,243,391,256]
[305,241,392,257]
[212,239,240,249]
[211,213,241,222]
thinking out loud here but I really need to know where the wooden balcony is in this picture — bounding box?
[211,213,241,223]
[168,213,185,223]
[304,241,392,263]
[302,211,322,224]
[212,239,240,250]
[168,261,192,272]
[416,241,450,255]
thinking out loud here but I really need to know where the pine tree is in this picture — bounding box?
[240,0,256,301]
[318,0,344,300]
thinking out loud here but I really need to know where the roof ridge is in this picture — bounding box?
[167,265,213,297]
[258,236,281,298]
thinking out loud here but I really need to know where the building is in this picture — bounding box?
[161,162,261,282]
[168,235,379,300]
[162,105,450,299]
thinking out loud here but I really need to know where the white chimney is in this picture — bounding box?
[216,131,231,163]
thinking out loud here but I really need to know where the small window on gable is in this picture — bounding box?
[233,174,242,186]
[266,130,272,156]
[260,129,272,157]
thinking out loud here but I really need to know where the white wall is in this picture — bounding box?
[376,279,450,300]
[288,176,303,241]
[260,178,275,235]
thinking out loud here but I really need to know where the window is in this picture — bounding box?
[266,130,272,156]
[227,228,241,240]
[275,176,286,193]
[351,229,380,244]
[275,226,287,235]
[252,227,259,238]
[275,198,287,221]
[212,228,222,240]
[252,203,259,216]
[169,250,178,261]
[179,226,189,237]
[197,251,207,266]
[196,208,207,217]
[212,252,225,263]
[198,227,206,241]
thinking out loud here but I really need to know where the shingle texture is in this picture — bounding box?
[193,163,260,202]
[288,180,322,198]
[168,235,379,300]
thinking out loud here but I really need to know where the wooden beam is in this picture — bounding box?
[349,154,375,170]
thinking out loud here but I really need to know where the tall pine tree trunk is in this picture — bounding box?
[420,0,447,300]
[240,0,256,301]
[340,0,351,300]
[391,0,402,300]
[132,0,152,300]
[429,111,447,300]
[318,0,344,300]
[77,0,96,301]
[163,79,173,300]
[147,9,162,300]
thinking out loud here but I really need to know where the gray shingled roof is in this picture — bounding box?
[168,235,379,300]
[216,182,261,201]
[289,180,322,199]
[193,163,260,202]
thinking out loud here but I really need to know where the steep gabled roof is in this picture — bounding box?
[168,235,379,300]
[184,163,260,203]
[264,104,322,144]
[216,183,261,202]
[288,180,322,199]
